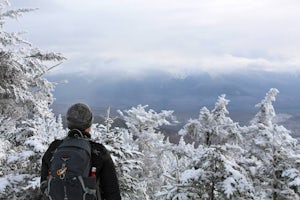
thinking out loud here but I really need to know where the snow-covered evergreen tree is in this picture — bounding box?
[92,107,146,199]
[118,105,177,197]
[0,1,65,199]
[156,144,254,200]
[244,88,300,199]
[158,95,254,199]
[155,137,198,200]
[179,94,242,147]
[0,116,65,199]
[180,145,254,199]
[0,3,64,121]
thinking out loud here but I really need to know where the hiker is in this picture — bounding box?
[40,103,121,200]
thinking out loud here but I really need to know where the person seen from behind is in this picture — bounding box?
[40,103,121,200]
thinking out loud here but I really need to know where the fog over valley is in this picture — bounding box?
[48,71,300,138]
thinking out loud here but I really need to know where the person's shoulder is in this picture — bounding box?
[48,139,63,150]
[43,139,63,160]
[89,140,110,156]
[51,139,63,145]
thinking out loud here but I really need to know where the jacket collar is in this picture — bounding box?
[68,129,91,139]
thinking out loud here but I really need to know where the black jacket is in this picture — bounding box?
[40,130,121,200]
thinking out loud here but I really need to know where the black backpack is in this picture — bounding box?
[44,133,98,200]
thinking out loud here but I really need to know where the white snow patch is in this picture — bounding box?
[23,177,40,190]
[7,150,35,163]
[282,168,300,186]
[180,168,202,183]
[0,174,29,193]
[0,176,10,193]
[0,138,10,163]
[25,137,47,152]
[223,177,236,198]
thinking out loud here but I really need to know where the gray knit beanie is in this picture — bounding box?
[66,103,93,131]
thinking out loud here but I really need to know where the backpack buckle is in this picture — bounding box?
[57,166,68,179]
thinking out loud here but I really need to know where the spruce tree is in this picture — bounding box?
[179,94,242,147]
[155,137,197,200]
[0,1,65,199]
[118,104,177,197]
[244,88,300,199]
[159,95,253,199]
[92,107,146,199]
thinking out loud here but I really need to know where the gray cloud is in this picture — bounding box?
[7,0,300,78]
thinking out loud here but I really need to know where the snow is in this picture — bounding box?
[223,177,236,198]
[180,168,202,183]
[290,177,300,187]
[23,177,40,190]
[0,174,29,193]
[24,137,47,153]
[1,40,300,200]
[7,150,35,163]
[223,159,252,198]
[249,166,256,176]
[283,168,300,186]
[0,138,10,163]
[0,176,10,193]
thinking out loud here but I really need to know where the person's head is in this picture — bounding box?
[66,103,93,132]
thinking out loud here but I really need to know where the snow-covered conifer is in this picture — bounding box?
[157,144,254,200]
[92,107,145,199]
[118,105,177,197]
[0,115,65,199]
[183,145,254,199]
[172,95,254,199]
[251,88,279,127]
[0,2,64,121]
[244,88,300,199]
[0,1,65,199]
[155,137,197,200]
[180,94,242,146]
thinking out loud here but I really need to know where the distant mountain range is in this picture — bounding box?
[47,71,300,138]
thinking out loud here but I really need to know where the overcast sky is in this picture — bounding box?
[6,0,300,79]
